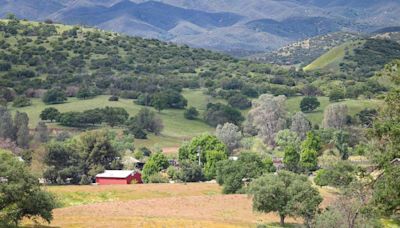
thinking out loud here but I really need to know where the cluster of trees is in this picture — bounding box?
[216,152,275,194]
[41,107,129,127]
[135,89,187,112]
[178,134,228,180]
[43,130,122,184]
[204,103,244,127]
[0,107,30,148]
[40,106,164,139]
[126,108,164,139]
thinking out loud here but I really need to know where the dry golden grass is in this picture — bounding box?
[25,183,337,228]
[42,195,300,228]
[46,183,221,207]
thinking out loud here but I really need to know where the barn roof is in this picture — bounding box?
[96,170,134,178]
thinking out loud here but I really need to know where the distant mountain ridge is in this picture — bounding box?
[1,0,399,55]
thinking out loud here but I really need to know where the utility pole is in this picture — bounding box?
[197,146,201,166]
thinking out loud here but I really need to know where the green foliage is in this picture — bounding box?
[275,130,300,150]
[283,145,300,172]
[178,134,227,166]
[176,160,204,182]
[56,107,128,127]
[314,161,355,187]
[204,103,244,127]
[333,131,350,160]
[329,88,345,102]
[300,96,320,112]
[43,130,121,184]
[248,171,323,227]
[227,94,251,110]
[0,150,56,225]
[127,108,163,137]
[146,173,169,183]
[216,152,274,194]
[301,131,322,152]
[108,95,119,101]
[0,108,15,140]
[142,152,169,183]
[368,75,400,216]
[76,86,95,100]
[12,96,31,107]
[299,148,318,172]
[204,150,228,179]
[356,108,378,127]
[14,111,29,148]
[42,89,67,104]
[35,121,49,143]
[102,106,129,127]
[40,107,60,122]
[372,165,400,217]
[184,107,199,120]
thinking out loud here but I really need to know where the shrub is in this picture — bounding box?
[109,95,119,101]
[184,107,199,120]
[176,160,204,182]
[42,89,67,104]
[12,96,31,107]
[147,173,169,183]
[228,94,251,110]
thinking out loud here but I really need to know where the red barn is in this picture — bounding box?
[96,170,142,185]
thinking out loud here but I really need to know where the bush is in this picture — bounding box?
[42,89,67,104]
[184,107,199,120]
[108,95,119,101]
[142,152,169,183]
[12,96,31,107]
[176,160,204,182]
[40,107,60,122]
[329,88,345,102]
[228,94,251,110]
[147,173,169,183]
[204,103,244,127]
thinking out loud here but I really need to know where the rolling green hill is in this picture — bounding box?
[303,39,364,71]
[304,37,400,77]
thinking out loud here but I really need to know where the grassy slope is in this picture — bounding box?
[9,89,217,148]
[286,96,383,125]
[304,40,364,71]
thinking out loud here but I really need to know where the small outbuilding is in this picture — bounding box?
[96,170,142,185]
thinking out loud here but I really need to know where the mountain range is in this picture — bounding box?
[1,0,399,55]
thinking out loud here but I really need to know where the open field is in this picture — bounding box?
[24,183,338,228]
[46,183,221,207]
[286,96,383,125]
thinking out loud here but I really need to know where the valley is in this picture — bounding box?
[0,6,399,228]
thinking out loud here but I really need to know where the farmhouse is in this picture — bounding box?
[96,170,142,185]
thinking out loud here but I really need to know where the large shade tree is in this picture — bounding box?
[248,171,322,227]
[0,150,56,226]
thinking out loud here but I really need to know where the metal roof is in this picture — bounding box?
[96,170,134,178]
